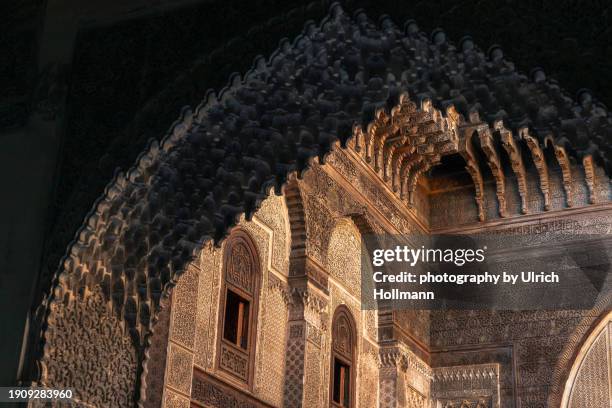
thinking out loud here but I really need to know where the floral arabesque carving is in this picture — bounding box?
[39,287,137,407]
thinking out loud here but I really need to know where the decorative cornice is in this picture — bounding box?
[468,116,507,217]
[548,139,574,207]
[347,92,601,224]
[583,155,597,204]
[497,120,529,215]
[379,344,432,378]
[521,127,552,211]
[290,286,328,315]
[431,363,500,408]
[431,364,499,385]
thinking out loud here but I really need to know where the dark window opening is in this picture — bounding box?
[223,289,250,350]
[332,358,351,407]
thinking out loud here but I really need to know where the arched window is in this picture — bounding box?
[217,230,260,385]
[330,306,357,408]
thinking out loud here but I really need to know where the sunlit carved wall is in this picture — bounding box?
[148,192,291,407]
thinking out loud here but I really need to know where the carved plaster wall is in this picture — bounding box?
[326,217,380,408]
[162,264,198,407]
[378,343,431,408]
[318,133,612,408]
[301,151,432,345]
[155,192,291,408]
[431,364,500,408]
[323,146,424,235]
[37,287,138,407]
[327,218,363,299]
[430,210,612,408]
[562,314,612,408]
[36,141,611,408]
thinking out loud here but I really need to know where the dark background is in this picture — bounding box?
[1,0,610,386]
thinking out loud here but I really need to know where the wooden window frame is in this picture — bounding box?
[222,287,251,350]
[329,305,357,408]
[216,229,261,388]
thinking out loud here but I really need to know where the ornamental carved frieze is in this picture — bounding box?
[303,257,329,291]
[286,285,329,334]
[431,364,500,408]
[406,387,427,408]
[347,93,605,222]
[226,240,255,294]
[219,343,249,382]
[191,369,274,408]
[332,313,354,357]
[349,94,459,207]
[378,344,432,378]
[439,399,490,408]
[289,286,328,316]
